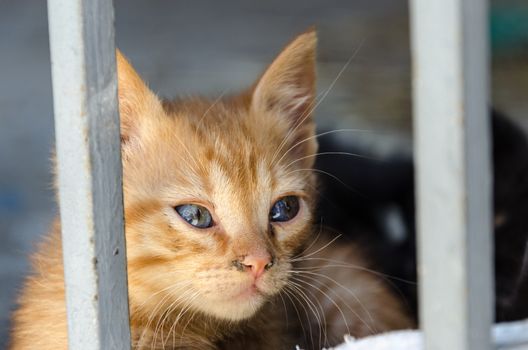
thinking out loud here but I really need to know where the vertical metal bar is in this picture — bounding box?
[410,0,493,349]
[47,0,131,349]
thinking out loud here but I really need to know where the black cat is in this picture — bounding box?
[316,110,528,323]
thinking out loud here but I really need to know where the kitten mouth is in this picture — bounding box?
[232,284,261,301]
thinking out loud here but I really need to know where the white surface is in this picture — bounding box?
[48,0,131,348]
[331,330,422,350]
[329,320,528,350]
[410,0,493,349]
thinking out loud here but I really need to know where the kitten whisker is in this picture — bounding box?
[195,90,227,129]
[290,275,367,338]
[140,293,174,348]
[274,127,376,173]
[289,280,326,344]
[294,232,342,260]
[291,271,377,333]
[138,284,190,348]
[290,257,413,310]
[285,168,362,195]
[270,91,322,165]
[151,288,195,349]
[290,257,417,285]
[168,291,202,348]
[175,137,204,173]
[291,218,325,261]
[282,285,313,346]
[136,280,193,310]
[284,151,377,171]
[277,291,290,330]
[178,305,200,345]
[158,296,184,349]
[159,289,200,349]
[287,279,329,348]
[148,287,196,349]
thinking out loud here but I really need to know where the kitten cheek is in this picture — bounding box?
[273,217,311,243]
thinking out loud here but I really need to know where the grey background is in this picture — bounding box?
[0,0,526,347]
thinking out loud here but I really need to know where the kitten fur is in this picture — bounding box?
[10,30,412,349]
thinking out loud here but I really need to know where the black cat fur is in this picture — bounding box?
[315,110,528,323]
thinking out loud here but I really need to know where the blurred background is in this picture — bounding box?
[0,0,527,347]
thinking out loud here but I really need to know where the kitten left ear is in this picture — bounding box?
[251,29,318,164]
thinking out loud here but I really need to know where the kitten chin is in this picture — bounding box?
[182,267,285,322]
[196,289,267,321]
[10,29,413,350]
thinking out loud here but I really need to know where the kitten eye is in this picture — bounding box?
[175,204,213,228]
[270,196,300,222]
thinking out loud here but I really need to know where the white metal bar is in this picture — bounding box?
[47,0,131,349]
[410,0,493,349]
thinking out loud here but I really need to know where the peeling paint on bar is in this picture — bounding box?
[410,0,493,350]
[47,0,131,349]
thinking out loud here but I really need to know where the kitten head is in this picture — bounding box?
[118,30,318,322]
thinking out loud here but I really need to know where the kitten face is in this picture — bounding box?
[117,30,318,322]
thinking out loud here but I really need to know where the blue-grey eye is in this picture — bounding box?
[270,196,300,222]
[175,204,213,228]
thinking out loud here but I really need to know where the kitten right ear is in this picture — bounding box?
[116,50,162,148]
[250,29,318,167]
[251,29,316,126]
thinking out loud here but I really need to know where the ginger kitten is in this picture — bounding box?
[10,30,412,349]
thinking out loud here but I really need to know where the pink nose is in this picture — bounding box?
[241,255,274,279]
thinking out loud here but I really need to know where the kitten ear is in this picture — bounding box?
[252,29,317,123]
[116,50,162,147]
[251,29,316,126]
[250,29,318,165]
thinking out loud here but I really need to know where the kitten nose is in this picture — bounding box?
[239,254,274,279]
